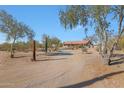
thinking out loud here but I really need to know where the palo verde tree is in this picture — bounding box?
[59,5,113,65]
[108,6,124,64]
[0,10,34,58]
[42,34,61,52]
[89,6,111,58]
[50,37,61,51]
[59,6,89,30]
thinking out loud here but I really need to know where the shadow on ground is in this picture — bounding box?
[110,56,124,65]
[110,60,124,65]
[13,55,28,58]
[85,52,93,54]
[47,52,73,56]
[61,70,124,88]
[36,58,67,61]
[112,54,124,57]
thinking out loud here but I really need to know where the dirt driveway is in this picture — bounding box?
[0,48,124,88]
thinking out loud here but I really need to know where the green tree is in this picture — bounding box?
[0,10,34,58]
[108,6,124,63]
[59,6,89,30]
[89,6,113,65]
[59,5,111,64]
[50,37,61,51]
[42,34,62,52]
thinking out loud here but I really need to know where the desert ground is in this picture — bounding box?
[0,48,124,88]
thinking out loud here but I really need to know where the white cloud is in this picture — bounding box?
[0,33,6,44]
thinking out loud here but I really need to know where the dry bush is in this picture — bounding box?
[81,46,88,53]
[0,43,11,51]
[119,37,124,50]
[0,41,42,52]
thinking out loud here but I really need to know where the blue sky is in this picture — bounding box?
[0,5,117,43]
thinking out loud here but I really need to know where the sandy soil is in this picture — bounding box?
[0,48,124,88]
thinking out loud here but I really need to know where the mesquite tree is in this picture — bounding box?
[0,10,34,58]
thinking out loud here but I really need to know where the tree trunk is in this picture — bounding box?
[108,40,119,65]
[100,30,110,65]
[10,38,16,58]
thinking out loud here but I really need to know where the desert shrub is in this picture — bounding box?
[81,46,87,53]
[15,41,29,52]
[96,46,99,52]
[107,38,115,50]
[119,37,124,50]
[0,43,11,51]
[0,40,42,52]
[15,41,41,52]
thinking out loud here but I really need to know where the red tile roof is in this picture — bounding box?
[64,40,90,45]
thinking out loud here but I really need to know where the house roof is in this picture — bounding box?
[64,40,90,45]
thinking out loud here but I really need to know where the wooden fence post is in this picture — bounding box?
[32,40,36,61]
[45,37,48,53]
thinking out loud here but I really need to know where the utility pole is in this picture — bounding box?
[32,40,36,61]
